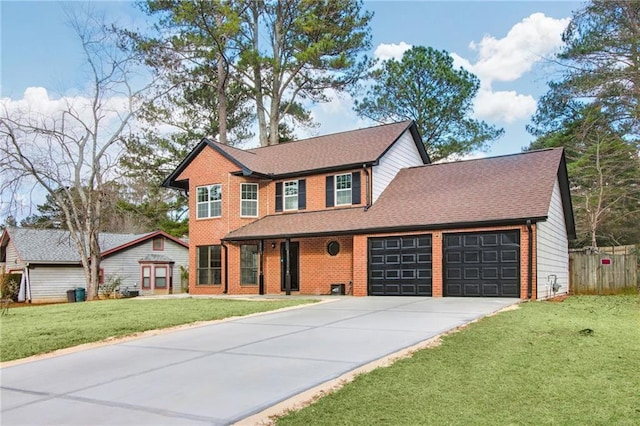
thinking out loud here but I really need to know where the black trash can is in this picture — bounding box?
[75,287,86,302]
[66,289,76,303]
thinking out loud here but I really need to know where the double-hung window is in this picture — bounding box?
[275,180,306,212]
[241,183,259,217]
[335,173,352,205]
[196,184,222,218]
[240,244,258,285]
[284,181,298,211]
[197,245,222,285]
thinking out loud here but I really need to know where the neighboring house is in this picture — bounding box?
[0,228,189,302]
[163,120,575,299]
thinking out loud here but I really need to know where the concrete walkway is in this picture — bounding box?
[1,297,517,425]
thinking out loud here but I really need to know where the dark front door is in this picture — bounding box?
[281,242,300,291]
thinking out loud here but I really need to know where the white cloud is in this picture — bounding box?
[451,13,570,123]
[465,13,570,84]
[374,41,412,61]
[472,88,537,123]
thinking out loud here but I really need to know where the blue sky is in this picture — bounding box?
[1,0,580,158]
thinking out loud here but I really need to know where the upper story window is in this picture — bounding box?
[196,184,222,219]
[152,237,164,251]
[241,183,259,217]
[275,179,306,212]
[335,174,352,206]
[326,172,361,207]
[284,181,298,211]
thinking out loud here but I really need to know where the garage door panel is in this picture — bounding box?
[369,234,432,296]
[444,231,520,298]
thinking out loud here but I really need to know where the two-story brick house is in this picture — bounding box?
[163,120,575,299]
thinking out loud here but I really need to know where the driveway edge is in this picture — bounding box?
[0,298,332,369]
[236,302,521,426]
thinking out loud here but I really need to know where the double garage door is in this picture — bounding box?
[368,231,520,297]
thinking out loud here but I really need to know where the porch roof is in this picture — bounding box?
[223,148,575,241]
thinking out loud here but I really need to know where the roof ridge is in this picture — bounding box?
[235,120,412,153]
[403,147,563,171]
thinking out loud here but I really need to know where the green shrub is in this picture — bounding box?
[0,272,21,301]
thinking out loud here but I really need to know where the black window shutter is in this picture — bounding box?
[326,176,334,207]
[298,179,306,210]
[352,172,361,205]
[275,182,283,212]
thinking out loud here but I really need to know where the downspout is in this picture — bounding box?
[363,164,371,210]
[221,241,228,294]
[527,220,533,299]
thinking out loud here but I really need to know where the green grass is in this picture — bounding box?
[278,296,640,425]
[0,298,315,362]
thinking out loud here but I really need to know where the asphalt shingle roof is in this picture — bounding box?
[4,228,154,263]
[224,148,568,240]
[212,121,419,176]
[164,121,427,190]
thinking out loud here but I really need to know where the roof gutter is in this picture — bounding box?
[222,216,547,242]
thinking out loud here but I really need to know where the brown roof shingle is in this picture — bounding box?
[224,148,570,240]
[211,120,421,176]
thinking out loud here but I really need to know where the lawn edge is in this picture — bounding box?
[0,298,328,368]
[236,302,521,426]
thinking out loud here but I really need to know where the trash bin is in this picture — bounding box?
[75,287,86,302]
[66,289,76,303]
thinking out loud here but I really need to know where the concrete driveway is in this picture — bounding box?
[1,297,517,425]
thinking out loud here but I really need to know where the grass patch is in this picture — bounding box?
[0,298,315,362]
[278,296,640,425]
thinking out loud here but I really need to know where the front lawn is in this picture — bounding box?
[0,298,315,362]
[278,295,640,425]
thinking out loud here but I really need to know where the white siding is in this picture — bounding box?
[101,239,189,295]
[3,240,24,272]
[372,129,424,202]
[28,266,86,302]
[536,179,569,299]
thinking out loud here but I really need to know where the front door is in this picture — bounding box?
[280,242,300,291]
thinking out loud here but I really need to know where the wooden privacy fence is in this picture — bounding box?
[569,251,638,295]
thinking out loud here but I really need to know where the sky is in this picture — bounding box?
[0,1,581,218]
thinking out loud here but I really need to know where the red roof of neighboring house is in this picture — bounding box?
[163,121,428,189]
[224,148,575,240]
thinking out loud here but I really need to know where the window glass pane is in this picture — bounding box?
[197,187,208,202]
[284,181,298,210]
[196,245,221,285]
[335,174,352,205]
[240,245,258,285]
[155,267,167,288]
[241,184,258,216]
[196,185,222,218]
[336,190,351,205]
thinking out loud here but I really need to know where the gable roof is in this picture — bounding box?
[224,148,576,240]
[0,228,187,264]
[163,121,429,190]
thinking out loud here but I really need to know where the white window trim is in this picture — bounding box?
[196,184,222,219]
[240,183,259,217]
[335,173,352,206]
[284,180,299,211]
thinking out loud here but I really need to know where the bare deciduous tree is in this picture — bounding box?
[0,8,158,300]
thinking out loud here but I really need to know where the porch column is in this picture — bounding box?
[285,238,291,295]
[259,240,265,295]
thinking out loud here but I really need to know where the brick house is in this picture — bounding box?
[163,121,575,299]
